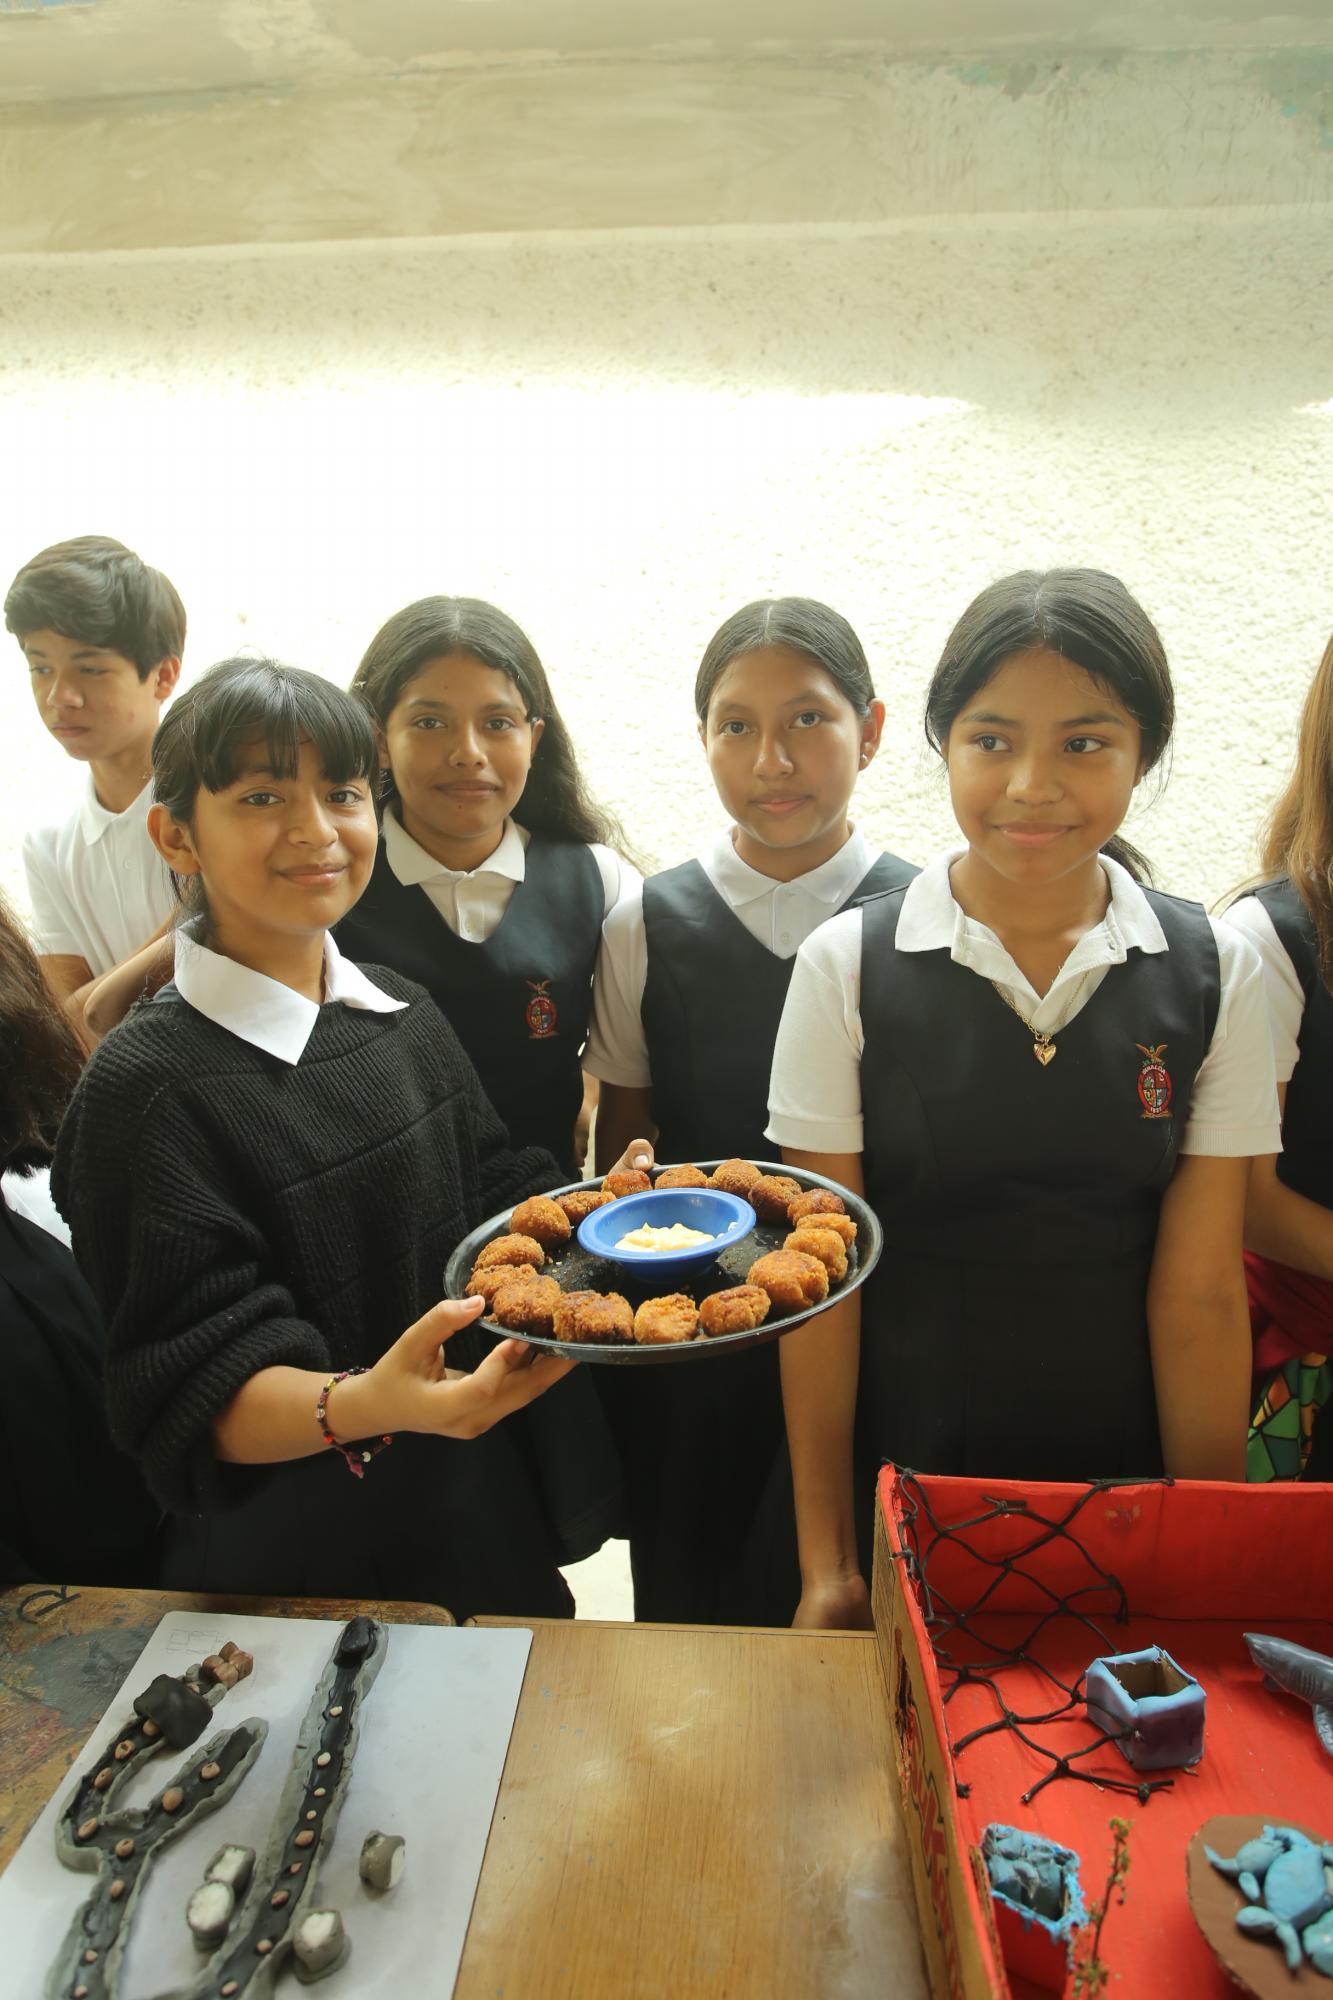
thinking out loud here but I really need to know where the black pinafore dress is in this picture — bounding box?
[607,849,916,1625]
[336,833,603,1174]
[854,884,1219,1524]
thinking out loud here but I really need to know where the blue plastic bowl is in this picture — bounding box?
[576,1187,756,1285]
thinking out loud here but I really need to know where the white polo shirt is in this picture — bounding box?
[382,810,637,945]
[766,849,1282,1160]
[1219,895,1306,1085]
[173,925,407,1065]
[23,776,176,977]
[585,827,883,1089]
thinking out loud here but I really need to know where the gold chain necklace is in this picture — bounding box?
[990,980,1058,1065]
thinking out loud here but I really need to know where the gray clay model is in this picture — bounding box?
[186,1878,236,1952]
[358,1831,405,1894]
[45,1644,263,2000]
[292,1910,352,1984]
[1245,1634,1333,1757]
[171,1615,387,1999]
[205,1845,256,1897]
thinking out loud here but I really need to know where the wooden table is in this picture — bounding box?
[0,1585,927,1999]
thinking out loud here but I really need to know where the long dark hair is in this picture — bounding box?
[152,656,379,918]
[1259,629,1333,984]
[0,891,84,1174]
[924,568,1173,882]
[694,597,876,721]
[351,596,627,851]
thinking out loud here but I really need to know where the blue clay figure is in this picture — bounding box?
[1084,1645,1205,1771]
[1206,1824,1333,1978]
[982,1824,1087,1991]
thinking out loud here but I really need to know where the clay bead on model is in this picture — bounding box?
[358,1830,406,1893]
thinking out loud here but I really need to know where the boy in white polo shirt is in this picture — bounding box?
[5,536,183,1044]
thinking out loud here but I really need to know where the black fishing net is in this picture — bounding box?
[889,1470,1176,1806]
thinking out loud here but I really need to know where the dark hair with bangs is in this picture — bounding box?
[924,568,1173,883]
[351,596,628,854]
[5,535,186,680]
[694,597,876,722]
[152,658,377,914]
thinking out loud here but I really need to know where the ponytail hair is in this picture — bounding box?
[1260,629,1333,984]
[924,568,1174,883]
[351,596,628,854]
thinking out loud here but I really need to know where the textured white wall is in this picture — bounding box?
[2,206,1330,923]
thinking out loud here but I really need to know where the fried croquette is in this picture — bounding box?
[654,1165,710,1189]
[474,1232,545,1271]
[508,1195,572,1248]
[551,1289,603,1338]
[491,1273,564,1335]
[748,1174,804,1224]
[787,1187,848,1226]
[468,1261,541,1307]
[747,1248,829,1310]
[602,1169,653,1199]
[790,1208,856,1249]
[556,1187,614,1224]
[784,1224,849,1284]
[633,1293,700,1344]
[709,1158,761,1195]
[698,1284,771,1338]
[554,1290,635,1344]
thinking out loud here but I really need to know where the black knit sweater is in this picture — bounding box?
[51,970,569,1610]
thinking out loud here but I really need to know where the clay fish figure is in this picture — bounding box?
[1245,1634,1333,1757]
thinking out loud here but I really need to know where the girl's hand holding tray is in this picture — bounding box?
[445,1158,882,1364]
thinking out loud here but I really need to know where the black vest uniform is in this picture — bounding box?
[855,884,1220,1523]
[1250,879,1333,1209]
[1242,877,1333,1479]
[608,849,917,1626]
[336,833,604,1175]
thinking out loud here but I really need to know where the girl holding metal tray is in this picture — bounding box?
[767,569,1282,1631]
[52,657,652,1621]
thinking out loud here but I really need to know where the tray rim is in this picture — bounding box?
[443,1158,882,1364]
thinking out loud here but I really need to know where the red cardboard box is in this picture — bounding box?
[871,1466,1333,1999]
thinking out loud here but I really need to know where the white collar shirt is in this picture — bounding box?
[897,847,1166,1036]
[22,775,176,975]
[584,826,878,1088]
[383,810,528,945]
[172,924,407,1065]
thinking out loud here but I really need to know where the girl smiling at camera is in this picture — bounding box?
[766,570,1281,1630]
[586,597,915,1627]
[53,657,650,1619]
[338,597,636,1175]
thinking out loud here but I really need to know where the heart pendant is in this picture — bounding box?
[1034,1040,1057,1066]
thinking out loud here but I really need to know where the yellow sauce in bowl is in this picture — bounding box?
[614,1222,715,1253]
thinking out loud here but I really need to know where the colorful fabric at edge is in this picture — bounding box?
[1245,1250,1333,1480]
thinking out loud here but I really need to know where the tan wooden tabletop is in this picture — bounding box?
[0,1586,927,1999]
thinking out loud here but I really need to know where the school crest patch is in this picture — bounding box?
[1135,1042,1172,1119]
[525,979,558,1040]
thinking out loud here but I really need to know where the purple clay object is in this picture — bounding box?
[1084,1645,1205,1771]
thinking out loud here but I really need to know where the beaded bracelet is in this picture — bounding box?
[317,1367,393,1480]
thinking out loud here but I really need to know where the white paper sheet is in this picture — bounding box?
[0,1611,532,1998]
